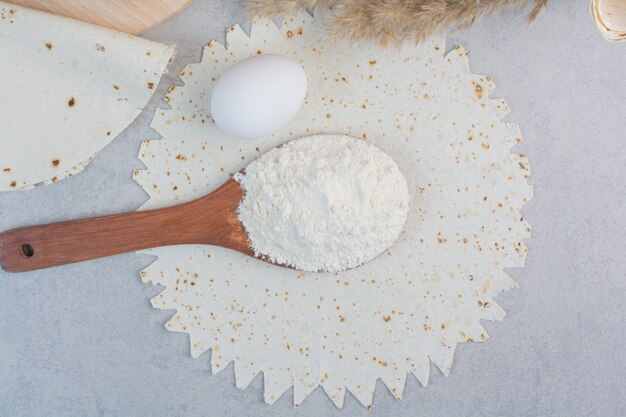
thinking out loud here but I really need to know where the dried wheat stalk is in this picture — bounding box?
[246,0,548,46]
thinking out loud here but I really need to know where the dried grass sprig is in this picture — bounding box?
[245,0,549,46]
[528,0,549,22]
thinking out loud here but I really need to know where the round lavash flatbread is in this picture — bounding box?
[137,12,532,409]
[0,2,175,191]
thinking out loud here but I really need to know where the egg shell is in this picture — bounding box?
[210,54,307,139]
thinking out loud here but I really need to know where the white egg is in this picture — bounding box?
[210,54,307,139]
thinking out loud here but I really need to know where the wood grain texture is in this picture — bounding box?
[0,179,254,272]
[6,0,192,34]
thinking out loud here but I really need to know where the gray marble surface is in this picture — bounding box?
[1,1,625,416]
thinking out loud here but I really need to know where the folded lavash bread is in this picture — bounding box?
[0,2,175,191]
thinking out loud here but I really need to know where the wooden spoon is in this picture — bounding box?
[0,179,255,273]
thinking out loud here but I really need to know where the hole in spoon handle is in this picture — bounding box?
[21,243,35,257]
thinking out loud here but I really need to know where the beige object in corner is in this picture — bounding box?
[591,0,626,41]
[6,0,192,34]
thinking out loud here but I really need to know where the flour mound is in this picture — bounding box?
[234,135,410,272]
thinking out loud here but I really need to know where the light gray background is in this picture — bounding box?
[1,1,624,416]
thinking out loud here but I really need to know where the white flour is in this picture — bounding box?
[234,135,410,272]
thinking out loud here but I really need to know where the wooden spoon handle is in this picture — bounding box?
[0,179,250,273]
[0,204,199,273]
